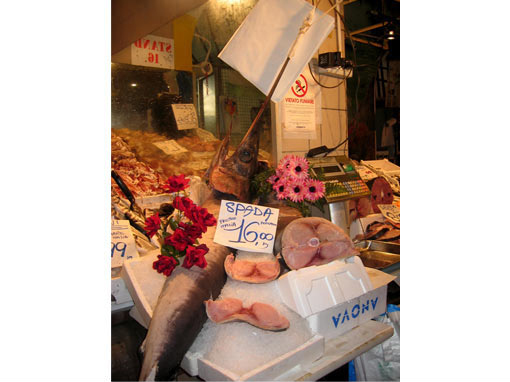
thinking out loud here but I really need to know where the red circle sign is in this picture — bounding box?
[291,75,308,98]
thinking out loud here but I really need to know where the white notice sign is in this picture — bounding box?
[214,200,279,254]
[111,220,139,268]
[152,140,188,155]
[171,104,199,130]
[131,34,174,69]
[280,66,319,139]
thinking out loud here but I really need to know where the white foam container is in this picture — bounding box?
[277,258,395,340]
[192,334,324,381]
[307,284,388,339]
[276,257,373,318]
[120,250,166,328]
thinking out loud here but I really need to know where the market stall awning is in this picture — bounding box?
[111,0,209,55]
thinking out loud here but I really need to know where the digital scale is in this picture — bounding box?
[309,155,371,233]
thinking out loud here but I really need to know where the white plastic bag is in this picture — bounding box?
[354,306,400,381]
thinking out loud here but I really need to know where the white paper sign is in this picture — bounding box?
[280,66,320,139]
[111,220,139,268]
[218,0,334,102]
[171,104,199,130]
[131,34,174,69]
[214,200,279,254]
[152,140,188,155]
[377,204,400,224]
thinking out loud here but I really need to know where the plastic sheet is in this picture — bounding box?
[353,305,400,381]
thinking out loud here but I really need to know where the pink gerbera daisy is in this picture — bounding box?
[267,168,285,185]
[273,179,289,200]
[288,155,309,180]
[277,155,295,175]
[304,179,326,202]
[286,179,306,203]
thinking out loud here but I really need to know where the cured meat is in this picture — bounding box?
[279,217,358,270]
[224,254,280,283]
[205,297,289,331]
[371,177,394,213]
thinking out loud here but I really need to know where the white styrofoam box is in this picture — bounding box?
[306,284,387,340]
[196,334,324,381]
[277,257,373,318]
[349,213,385,241]
[120,250,166,327]
[111,276,134,312]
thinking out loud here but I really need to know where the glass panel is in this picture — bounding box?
[111,0,273,186]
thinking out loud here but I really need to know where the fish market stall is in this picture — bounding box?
[111,0,400,380]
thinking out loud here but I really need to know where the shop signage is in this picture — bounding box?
[214,200,279,254]
[171,104,199,130]
[280,66,320,139]
[152,139,188,155]
[131,34,175,69]
[111,220,139,268]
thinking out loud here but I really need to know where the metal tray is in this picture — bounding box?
[355,240,400,273]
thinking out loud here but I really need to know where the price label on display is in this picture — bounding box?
[377,204,400,224]
[214,200,279,254]
[111,220,139,268]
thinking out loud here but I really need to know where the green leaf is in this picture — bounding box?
[169,218,178,231]
[161,245,171,257]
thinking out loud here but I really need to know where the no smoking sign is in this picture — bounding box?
[291,74,308,98]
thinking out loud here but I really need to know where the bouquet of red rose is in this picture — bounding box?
[144,175,217,277]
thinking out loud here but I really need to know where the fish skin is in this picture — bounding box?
[139,199,229,381]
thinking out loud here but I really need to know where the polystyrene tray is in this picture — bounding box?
[276,257,373,318]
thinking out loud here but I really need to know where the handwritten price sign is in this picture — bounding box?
[111,220,139,268]
[377,204,400,224]
[214,200,279,254]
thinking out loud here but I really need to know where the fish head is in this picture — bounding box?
[206,122,261,202]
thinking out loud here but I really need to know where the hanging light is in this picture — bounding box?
[384,23,397,41]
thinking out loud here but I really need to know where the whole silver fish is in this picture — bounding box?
[140,77,282,380]
[139,199,228,381]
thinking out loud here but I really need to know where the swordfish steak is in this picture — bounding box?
[138,199,229,381]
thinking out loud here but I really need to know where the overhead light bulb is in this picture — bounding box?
[387,30,395,40]
[131,83,137,87]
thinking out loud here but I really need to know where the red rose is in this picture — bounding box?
[152,255,178,277]
[144,213,161,238]
[182,244,209,269]
[173,196,195,217]
[188,205,217,233]
[178,222,203,241]
[163,174,190,193]
[164,228,193,252]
